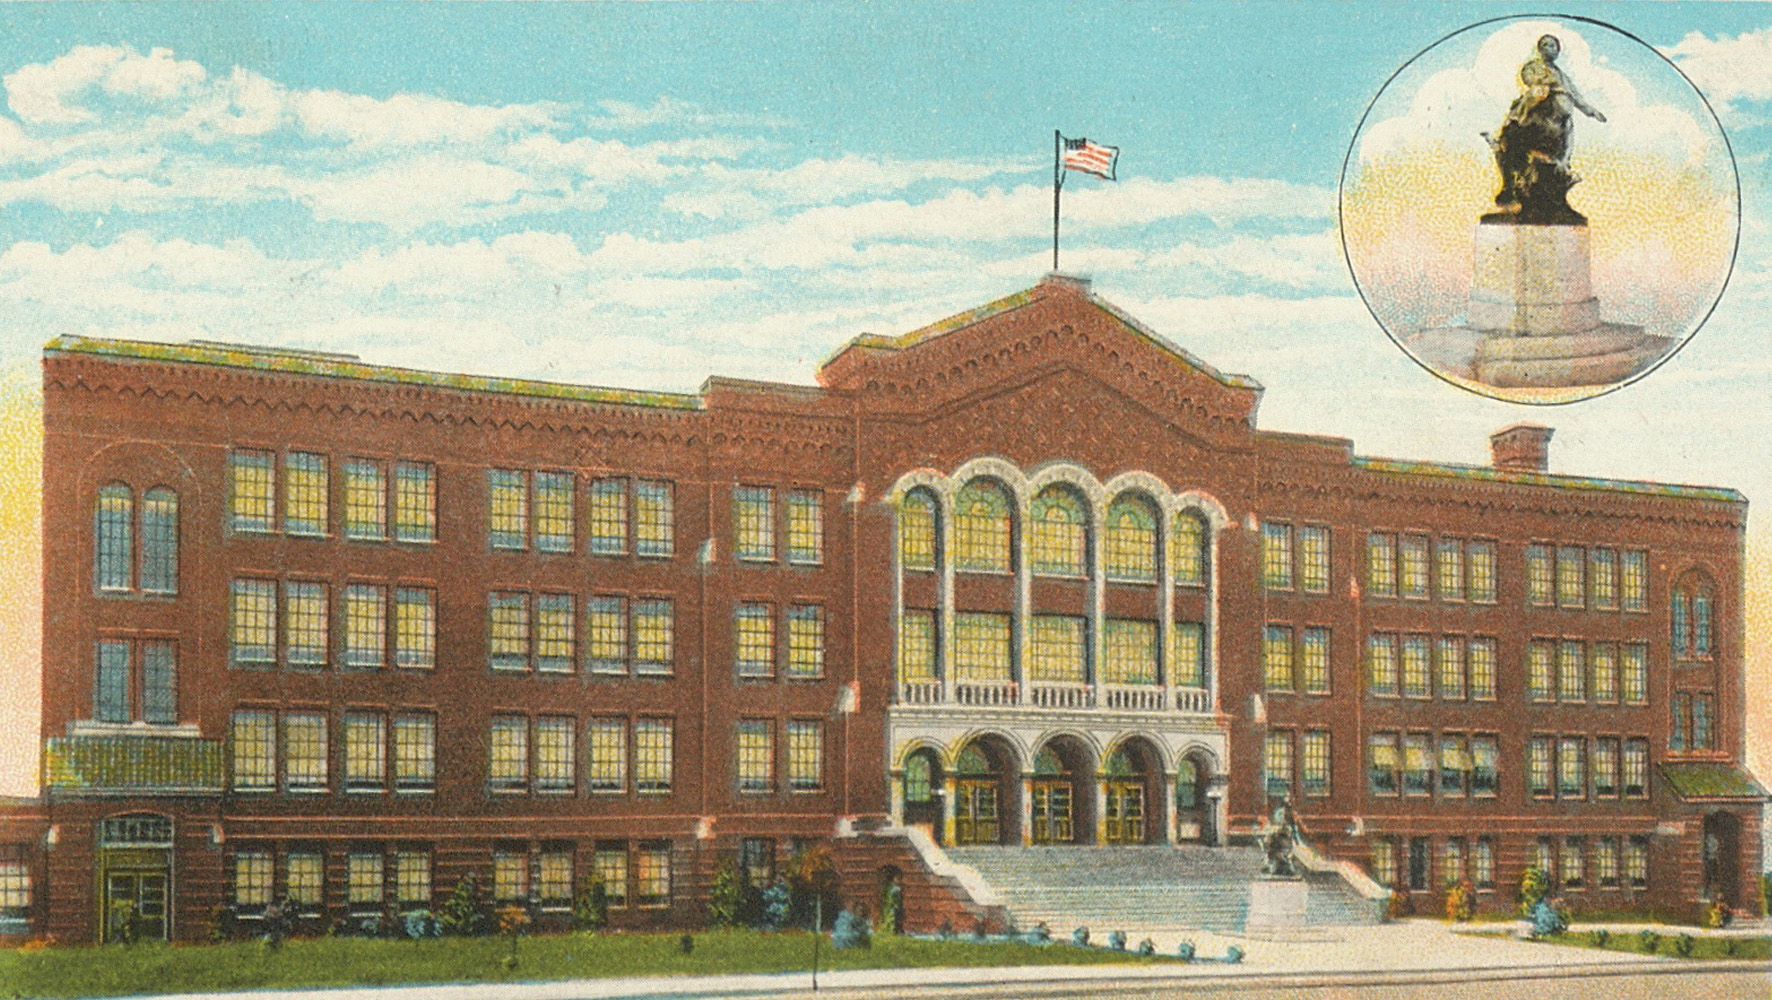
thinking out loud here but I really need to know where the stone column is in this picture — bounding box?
[888,769,905,827]
[942,775,958,846]
[1166,770,1181,846]
[1019,772,1035,846]
[1094,773,1109,846]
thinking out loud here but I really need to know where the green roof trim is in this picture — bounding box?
[1660,763,1769,801]
[823,287,1042,366]
[1085,297,1262,391]
[1354,457,1744,504]
[46,335,704,411]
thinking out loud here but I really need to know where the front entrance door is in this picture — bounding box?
[1103,781,1145,844]
[1703,812,1740,907]
[104,870,168,942]
[1030,780,1074,843]
[955,779,1000,845]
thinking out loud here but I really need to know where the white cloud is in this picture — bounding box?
[5,45,206,125]
[1663,29,1772,104]
[293,89,562,150]
[586,96,791,131]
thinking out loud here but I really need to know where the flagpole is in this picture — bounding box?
[1053,129,1062,272]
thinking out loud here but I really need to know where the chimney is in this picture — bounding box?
[1490,424,1554,473]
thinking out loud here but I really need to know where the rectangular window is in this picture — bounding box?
[636,843,671,907]
[1367,633,1398,697]
[1621,550,1648,611]
[283,711,328,792]
[231,579,278,668]
[230,449,276,533]
[1526,544,1553,606]
[1028,615,1086,683]
[1402,732,1432,796]
[786,605,825,679]
[1401,634,1430,699]
[536,593,575,674]
[285,853,323,909]
[1693,693,1714,750]
[489,715,529,792]
[734,485,775,561]
[534,471,574,553]
[901,494,937,572]
[1474,838,1496,889]
[1301,730,1330,796]
[737,720,775,794]
[1625,837,1649,888]
[1671,694,1690,753]
[587,596,627,674]
[343,711,387,791]
[1531,838,1555,882]
[1592,737,1620,798]
[786,490,823,565]
[1368,732,1399,796]
[1561,837,1586,889]
[1436,539,1464,602]
[589,478,629,555]
[1262,625,1294,692]
[1623,738,1649,798]
[1590,548,1618,609]
[1172,621,1205,689]
[234,850,273,909]
[1591,643,1618,703]
[1528,737,1553,799]
[1299,526,1330,594]
[596,844,629,909]
[393,713,436,792]
[1399,534,1429,599]
[1262,522,1293,590]
[347,853,384,908]
[1470,735,1499,797]
[1366,533,1396,597]
[739,838,775,888]
[1468,541,1497,603]
[493,849,528,901]
[284,581,329,668]
[535,716,576,793]
[1442,839,1467,887]
[899,609,938,684]
[734,603,775,678]
[1527,640,1555,703]
[1622,643,1649,704]
[95,640,129,723]
[395,851,431,907]
[635,719,672,794]
[1468,637,1497,700]
[230,709,276,791]
[1558,640,1585,703]
[1300,627,1330,695]
[394,588,435,669]
[1595,837,1620,889]
[1557,737,1586,799]
[588,717,627,793]
[635,480,673,557]
[1438,734,1468,797]
[787,720,823,791]
[142,640,176,724]
[1102,619,1158,685]
[283,452,329,537]
[488,470,528,550]
[954,612,1012,682]
[1408,838,1430,892]
[489,592,531,671]
[1370,838,1397,887]
[538,849,573,907]
[633,599,673,675]
[393,462,436,543]
[1556,545,1585,608]
[344,460,388,541]
[1264,728,1294,798]
[95,487,133,592]
[1437,636,1465,700]
[343,584,387,669]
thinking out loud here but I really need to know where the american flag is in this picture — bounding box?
[1062,136,1118,180]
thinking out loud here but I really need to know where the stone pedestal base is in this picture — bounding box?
[1245,877,1308,932]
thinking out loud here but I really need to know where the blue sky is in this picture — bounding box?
[1,3,1771,788]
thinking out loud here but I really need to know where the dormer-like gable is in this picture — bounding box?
[818,274,1264,443]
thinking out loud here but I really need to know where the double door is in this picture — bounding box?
[1103,780,1145,844]
[104,870,168,942]
[1030,779,1074,844]
[954,778,1000,845]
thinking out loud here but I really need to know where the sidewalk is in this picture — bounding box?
[129,920,1759,1000]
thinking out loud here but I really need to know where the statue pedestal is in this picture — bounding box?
[1245,876,1308,933]
[1407,222,1669,389]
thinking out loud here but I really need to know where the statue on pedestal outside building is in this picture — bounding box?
[1482,34,1607,225]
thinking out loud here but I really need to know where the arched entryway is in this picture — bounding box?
[1029,736,1096,845]
[1103,738,1165,845]
[98,813,173,942]
[952,736,1019,846]
[1702,812,1741,908]
[1174,752,1216,844]
[901,747,945,842]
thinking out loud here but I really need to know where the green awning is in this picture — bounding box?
[1659,763,1769,801]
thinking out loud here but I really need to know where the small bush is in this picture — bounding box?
[707,859,744,929]
[571,875,607,932]
[494,904,530,938]
[1673,933,1695,958]
[438,874,491,937]
[1638,928,1661,954]
[1107,930,1126,951]
[1176,940,1196,962]
[761,882,792,932]
[1023,922,1051,944]
[830,909,871,950]
[1517,867,1551,917]
[1724,938,1739,957]
[1703,900,1733,929]
[1590,928,1610,949]
[1444,879,1474,923]
[402,909,441,940]
[1226,944,1245,963]
[935,918,954,940]
[1136,938,1155,956]
[1071,926,1089,947]
[678,934,694,955]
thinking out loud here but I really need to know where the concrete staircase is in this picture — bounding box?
[943,844,1382,933]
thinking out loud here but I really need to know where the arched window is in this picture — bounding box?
[953,479,1011,573]
[903,754,933,803]
[1104,494,1159,582]
[1033,747,1063,776]
[95,484,133,592]
[899,489,938,572]
[1029,486,1086,577]
[1172,511,1207,587]
[140,488,179,595]
[1176,758,1201,809]
[955,744,991,776]
[1104,747,1140,778]
[1672,575,1715,659]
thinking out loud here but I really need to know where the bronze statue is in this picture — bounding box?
[1482,35,1606,225]
[1261,797,1299,877]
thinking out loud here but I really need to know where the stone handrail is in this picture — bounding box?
[1292,832,1390,902]
[891,824,1004,907]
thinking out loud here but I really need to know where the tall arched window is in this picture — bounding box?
[1028,485,1086,577]
[1104,494,1159,582]
[899,489,938,572]
[1172,511,1206,587]
[94,484,134,592]
[953,479,1011,573]
[1672,574,1715,660]
[140,488,179,595]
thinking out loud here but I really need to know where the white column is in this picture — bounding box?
[1166,770,1181,846]
[1019,771,1035,846]
[889,768,905,826]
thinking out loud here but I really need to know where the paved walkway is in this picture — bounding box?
[125,920,1761,1000]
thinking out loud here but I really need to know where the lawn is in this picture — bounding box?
[0,930,1181,999]
[1512,929,1771,961]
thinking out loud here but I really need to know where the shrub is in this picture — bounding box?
[402,909,442,940]
[1023,921,1050,944]
[1517,866,1551,917]
[1384,889,1411,921]
[761,881,792,931]
[830,908,871,950]
[1226,944,1245,963]
[1702,899,1733,929]
[678,934,695,955]
[1590,928,1610,949]
[1070,926,1089,947]
[1176,940,1195,962]
[1638,928,1661,954]
[438,873,492,937]
[1107,930,1127,951]
[784,843,840,929]
[707,859,744,929]
[208,903,238,943]
[495,904,530,938]
[1761,873,1770,918]
[1137,937,1156,956]
[1528,898,1566,938]
[1673,933,1695,958]
[970,915,987,941]
[571,873,607,932]
[877,879,902,935]
[1444,879,1474,922]
[1724,938,1739,957]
